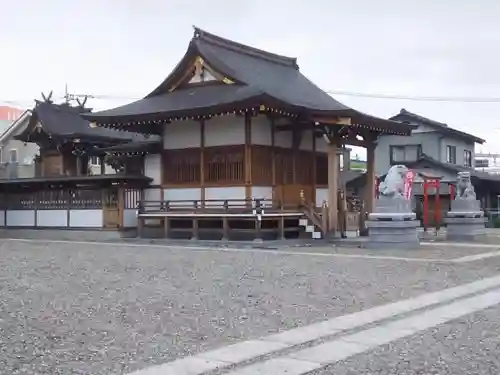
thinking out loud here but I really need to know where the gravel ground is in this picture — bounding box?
[314,304,500,375]
[328,244,500,260]
[0,239,499,375]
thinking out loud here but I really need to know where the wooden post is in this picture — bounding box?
[271,117,276,189]
[76,156,82,176]
[278,202,285,240]
[192,219,199,240]
[244,113,252,201]
[365,142,376,215]
[100,156,106,175]
[200,120,205,204]
[163,201,170,238]
[312,123,317,207]
[191,201,199,240]
[222,200,229,241]
[423,179,429,232]
[164,218,170,238]
[33,191,38,228]
[118,186,124,230]
[435,181,441,232]
[321,202,328,233]
[327,142,339,236]
[254,199,262,241]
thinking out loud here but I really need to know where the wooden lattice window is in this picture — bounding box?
[38,190,68,209]
[295,150,313,185]
[204,146,244,184]
[163,149,201,184]
[251,145,273,185]
[275,149,294,184]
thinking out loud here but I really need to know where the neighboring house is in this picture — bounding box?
[376,109,484,176]
[0,110,38,178]
[0,105,24,122]
[376,109,500,220]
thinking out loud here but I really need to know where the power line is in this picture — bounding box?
[326,90,500,103]
[3,90,500,107]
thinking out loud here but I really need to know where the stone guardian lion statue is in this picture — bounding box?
[456,171,476,200]
[379,165,409,199]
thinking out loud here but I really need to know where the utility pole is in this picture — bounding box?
[63,84,94,107]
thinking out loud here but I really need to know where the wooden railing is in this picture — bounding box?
[138,198,303,215]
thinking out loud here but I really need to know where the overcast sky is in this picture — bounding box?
[1,0,499,157]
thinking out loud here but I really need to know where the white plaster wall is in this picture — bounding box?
[163,188,201,201]
[251,186,273,200]
[70,210,103,228]
[163,120,201,149]
[0,211,5,226]
[205,115,245,146]
[205,187,246,200]
[316,137,329,153]
[299,130,314,151]
[123,209,138,228]
[275,130,292,148]
[409,124,435,133]
[37,210,67,227]
[251,115,272,146]
[189,68,217,83]
[144,154,161,184]
[144,188,162,202]
[7,210,35,226]
[316,188,328,207]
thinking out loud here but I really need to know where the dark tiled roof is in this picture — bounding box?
[341,170,364,185]
[96,139,162,154]
[404,154,500,182]
[0,174,151,191]
[390,109,485,144]
[86,84,265,120]
[147,27,351,111]
[85,27,413,135]
[17,101,157,144]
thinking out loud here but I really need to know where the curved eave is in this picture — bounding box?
[310,108,416,136]
[85,93,279,132]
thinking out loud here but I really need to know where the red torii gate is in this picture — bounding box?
[422,175,455,232]
[375,172,454,232]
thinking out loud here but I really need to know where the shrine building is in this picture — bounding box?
[84,27,414,238]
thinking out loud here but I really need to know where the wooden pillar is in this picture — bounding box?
[76,156,82,176]
[271,117,276,188]
[327,142,339,236]
[365,142,376,214]
[118,185,124,229]
[312,124,317,207]
[100,156,106,175]
[200,120,205,203]
[244,113,252,201]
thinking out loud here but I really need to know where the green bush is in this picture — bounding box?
[492,217,500,228]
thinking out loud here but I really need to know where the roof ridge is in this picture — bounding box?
[193,26,299,69]
[35,100,93,115]
[398,109,448,127]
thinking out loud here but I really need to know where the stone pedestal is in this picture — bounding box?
[445,199,486,241]
[364,196,420,249]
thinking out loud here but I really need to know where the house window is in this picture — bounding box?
[9,149,18,163]
[390,144,422,164]
[89,156,100,166]
[464,150,472,168]
[446,145,456,164]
